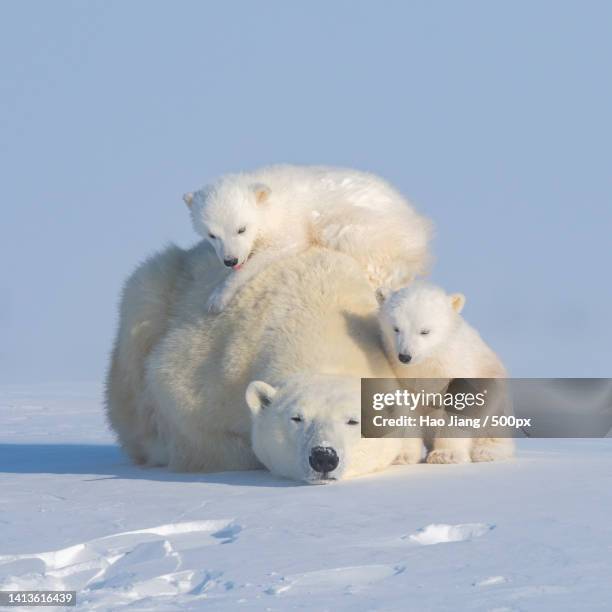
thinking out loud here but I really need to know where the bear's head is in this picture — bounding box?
[245,375,402,483]
[183,177,271,270]
[378,282,465,367]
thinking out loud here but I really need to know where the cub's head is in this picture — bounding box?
[245,375,401,484]
[377,282,465,367]
[183,176,271,270]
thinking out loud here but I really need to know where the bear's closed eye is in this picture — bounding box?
[347,419,359,425]
[291,416,303,423]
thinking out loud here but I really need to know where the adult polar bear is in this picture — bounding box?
[106,243,403,481]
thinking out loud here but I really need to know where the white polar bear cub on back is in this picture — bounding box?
[378,282,513,464]
[184,165,432,313]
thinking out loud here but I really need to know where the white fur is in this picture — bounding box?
[106,245,403,482]
[246,375,401,483]
[378,282,514,464]
[105,245,187,466]
[184,165,432,313]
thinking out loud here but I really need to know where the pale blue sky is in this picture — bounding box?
[1,0,611,383]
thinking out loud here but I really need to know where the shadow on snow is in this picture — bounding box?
[0,443,299,488]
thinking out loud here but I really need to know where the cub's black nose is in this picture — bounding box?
[224,257,239,267]
[309,446,339,474]
[398,353,412,364]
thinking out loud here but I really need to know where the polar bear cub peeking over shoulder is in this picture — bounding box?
[377,282,513,464]
[245,375,402,483]
[183,165,432,313]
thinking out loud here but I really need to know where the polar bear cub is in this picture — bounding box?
[183,165,432,313]
[377,282,514,464]
[245,375,403,483]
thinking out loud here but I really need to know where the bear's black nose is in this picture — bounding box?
[398,352,412,363]
[309,446,339,474]
[224,257,239,267]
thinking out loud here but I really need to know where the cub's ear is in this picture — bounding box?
[246,380,277,416]
[184,185,213,208]
[376,286,392,306]
[182,192,194,208]
[450,293,466,313]
[251,183,271,205]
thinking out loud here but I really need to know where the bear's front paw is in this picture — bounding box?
[206,287,232,314]
[426,449,471,464]
[393,450,422,465]
[393,441,423,465]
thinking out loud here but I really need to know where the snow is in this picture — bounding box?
[408,523,493,546]
[2,384,612,611]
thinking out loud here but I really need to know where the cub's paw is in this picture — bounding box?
[393,450,422,465]
[471,445,513,463]
[206,287,231,314]
[426,449,471,464]
[394,439,424,465]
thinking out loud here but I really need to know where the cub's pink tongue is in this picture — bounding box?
[233,264,243,271]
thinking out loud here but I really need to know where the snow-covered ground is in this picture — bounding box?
[1,384,611,611]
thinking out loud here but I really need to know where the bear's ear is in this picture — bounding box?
[182,192,194,208]
[251,183,271,205]
[450,293,466,313]
[375,286,391,306]
[246,380,277,416]
[184,185,214,209]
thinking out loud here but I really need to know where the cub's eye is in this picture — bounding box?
[420,329,430,335]
[208,233,216,240]
[393,326,400,333]
[347,418,359,426]
[291,416,303,423]
[237,226,246,234]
